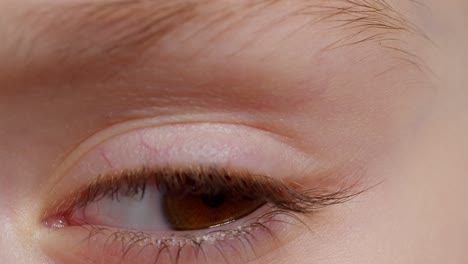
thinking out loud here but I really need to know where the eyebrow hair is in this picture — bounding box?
[299,0,428,48]
[21,0,427,70]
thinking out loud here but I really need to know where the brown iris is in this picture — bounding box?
[162,193,265,230]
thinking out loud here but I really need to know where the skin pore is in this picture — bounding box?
[0,0,467,263]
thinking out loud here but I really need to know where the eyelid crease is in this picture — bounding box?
[43,165,364,222]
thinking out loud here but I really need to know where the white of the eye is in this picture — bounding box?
[80,184,171,231]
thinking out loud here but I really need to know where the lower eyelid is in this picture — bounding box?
[39,208,308,264]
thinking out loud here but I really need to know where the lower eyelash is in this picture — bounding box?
[73,208,307,264]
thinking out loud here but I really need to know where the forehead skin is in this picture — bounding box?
[0,0,468,264]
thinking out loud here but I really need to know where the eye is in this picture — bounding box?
[69,173,266,232]
[39,123,359,264]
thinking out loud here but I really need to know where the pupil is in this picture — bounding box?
[201,193,225,208]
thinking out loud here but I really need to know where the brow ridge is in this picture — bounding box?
[20,0,429,73]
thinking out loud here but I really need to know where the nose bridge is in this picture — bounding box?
[0,214,23,263]
[0,203,42,264]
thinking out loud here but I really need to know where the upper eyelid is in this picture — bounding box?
[40,122,326,216]
[46,121,309,188]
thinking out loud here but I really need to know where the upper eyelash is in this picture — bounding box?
[45,164,363,218]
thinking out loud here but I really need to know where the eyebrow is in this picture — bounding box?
[21,0,425,66]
